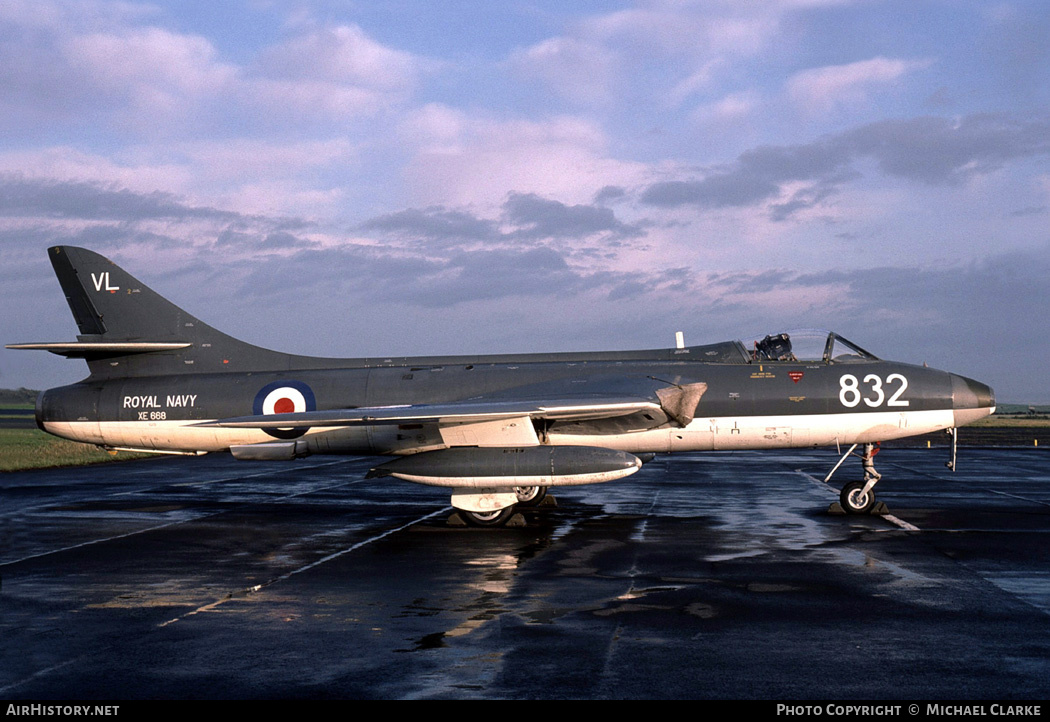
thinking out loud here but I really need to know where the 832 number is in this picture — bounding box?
[839,373,909,408]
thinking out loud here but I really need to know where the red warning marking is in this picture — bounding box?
[788,371,804,383]
[274,397,295,414]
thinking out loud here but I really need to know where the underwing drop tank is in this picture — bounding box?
[367,445,643,488]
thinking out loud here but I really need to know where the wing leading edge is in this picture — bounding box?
[199,376,708,433]
[199,397,663,429]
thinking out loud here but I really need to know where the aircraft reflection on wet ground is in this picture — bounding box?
[1,446,1048,699]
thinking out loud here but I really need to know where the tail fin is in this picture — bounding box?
[52,245,203,341]
[14,246,295,378]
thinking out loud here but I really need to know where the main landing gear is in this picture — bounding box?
[512,485,548,507]
[825,442,882,514]
[460,507,518,527]
[455,486,551,527]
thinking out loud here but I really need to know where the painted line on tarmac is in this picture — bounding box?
[0,654,84,697]
[158,507,448,628]
[0,460,366,567]
[163,457,354,488]
[881,514,920,531]
[881,459,1050,508]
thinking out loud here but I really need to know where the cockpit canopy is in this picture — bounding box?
[741,330,878,363]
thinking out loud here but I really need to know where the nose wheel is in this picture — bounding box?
[839,479,877,514]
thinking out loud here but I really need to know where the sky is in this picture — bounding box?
[0,0,1048,403]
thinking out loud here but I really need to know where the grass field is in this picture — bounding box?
[972,415,1050,427]
[0,428,151,472]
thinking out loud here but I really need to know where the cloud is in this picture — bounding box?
[0,174,320,281]
[0,6,428,138]
[508,37,617,104]
[360,207,501,243]
[0,174,240,222]
[256,24,418,90]
[640,112,1050,216]
[508,2,793,108]
[0,175,649,317]
[0,146,194,196]
[178,138,358,182]
[585,4,779,58]
[229,240,640,312]
[641,172,782,210]
[358,193,645,258]
[787,57,932,113]
[502,192,643,241]
[399,108,650,208]
[841,114,1050,185]
[0,11,236,134]
[67,26,235,99]
[246,24,427,121]
[690,90,761,126]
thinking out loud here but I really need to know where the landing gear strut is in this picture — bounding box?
[826,442,882,514]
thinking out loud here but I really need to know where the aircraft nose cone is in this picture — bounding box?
[951,373,996,426]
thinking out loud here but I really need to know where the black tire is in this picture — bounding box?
[840,480,876,514]
[460,507,517,527]
[513,486,548,507]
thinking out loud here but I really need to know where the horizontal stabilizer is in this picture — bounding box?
[6,342,191,358]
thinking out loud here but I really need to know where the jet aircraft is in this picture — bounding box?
[9,246,996,525]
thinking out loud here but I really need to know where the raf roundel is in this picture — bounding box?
[252,381,316,439]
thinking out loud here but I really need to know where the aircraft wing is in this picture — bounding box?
[200,397,661,429]
[200,376,707,431]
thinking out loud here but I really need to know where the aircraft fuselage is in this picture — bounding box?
[36,349,991,456]
[12,246,996,522]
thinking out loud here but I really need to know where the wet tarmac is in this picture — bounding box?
[1,446,1049,700]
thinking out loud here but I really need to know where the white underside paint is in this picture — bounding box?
[438,415,538,446]
[547,408,962,453]
[44,407,972,459]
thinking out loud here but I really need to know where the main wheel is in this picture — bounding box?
[460,507,517,527]
[513,486,548,507]
[840,480,876,514]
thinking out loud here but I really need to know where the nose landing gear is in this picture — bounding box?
[825,442,883,515]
